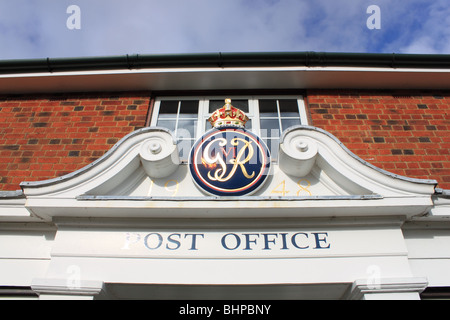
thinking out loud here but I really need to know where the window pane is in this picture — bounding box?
[177,120,197,138]
[264,138,279,159]
[179,100,199,118]
[281,118,301,131]
[244,119,252,131]
[205,120,213,131]
[260,119,280,138]
[156,119,176,132]
[158,114,178,119]
[209,100,249,113]
[259,99,278,117]
[279,99,299,117]
[159,100,179,116]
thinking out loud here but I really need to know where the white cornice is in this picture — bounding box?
[1,66,450,94]
[347,277,428,300]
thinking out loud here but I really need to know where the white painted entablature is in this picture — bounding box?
[18,125,436,221]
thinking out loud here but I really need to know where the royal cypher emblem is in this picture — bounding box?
[189,99,271,196]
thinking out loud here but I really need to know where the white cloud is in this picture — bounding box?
[398,0,450,54]
[0,0,448,59]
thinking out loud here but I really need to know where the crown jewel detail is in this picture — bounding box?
[208,99,249,128]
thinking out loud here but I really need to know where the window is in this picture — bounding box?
[154,99,199,159]
[151,96,308,160]
[258,99,305,160]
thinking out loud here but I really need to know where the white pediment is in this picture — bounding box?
[21,126,436,220]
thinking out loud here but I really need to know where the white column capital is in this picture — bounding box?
[31,278,104,300]
[347,277,428,300]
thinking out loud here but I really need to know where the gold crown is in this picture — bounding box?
[208,99,249,128]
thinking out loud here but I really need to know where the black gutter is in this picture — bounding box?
[1,52,450,75]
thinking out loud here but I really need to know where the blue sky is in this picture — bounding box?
[0,0,449,59]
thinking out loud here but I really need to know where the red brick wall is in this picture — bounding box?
[0,92,150,191]
[0,90,449,191]
[307,90,450,190]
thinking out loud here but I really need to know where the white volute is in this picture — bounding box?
[140,129,180,178]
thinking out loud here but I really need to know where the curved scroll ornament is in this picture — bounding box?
[140,130,180,178]
[279,130,318,177]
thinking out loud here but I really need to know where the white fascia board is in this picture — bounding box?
[25,195,433,221]
[1,66,450,94]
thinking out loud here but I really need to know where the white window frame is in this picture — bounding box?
[200,96,259,134]
[151,96,204,138]
[150,95,308,159]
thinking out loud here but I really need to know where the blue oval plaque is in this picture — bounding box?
[189,126,271,196]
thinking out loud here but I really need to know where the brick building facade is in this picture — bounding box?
[0,52,449,300]
[307,90,450,190]
[1,89,448,191]
[0,92,150,190]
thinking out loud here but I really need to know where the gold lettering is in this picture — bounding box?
[202,138,255,182]
[271,180,289,196]
[203,138,227,181]
[224,138,255,181]
[297,179,312,196]
[165,180,179,196]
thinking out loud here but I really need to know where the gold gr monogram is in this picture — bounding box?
[202,138,255,182]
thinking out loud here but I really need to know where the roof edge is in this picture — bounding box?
[2,52,450,75]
